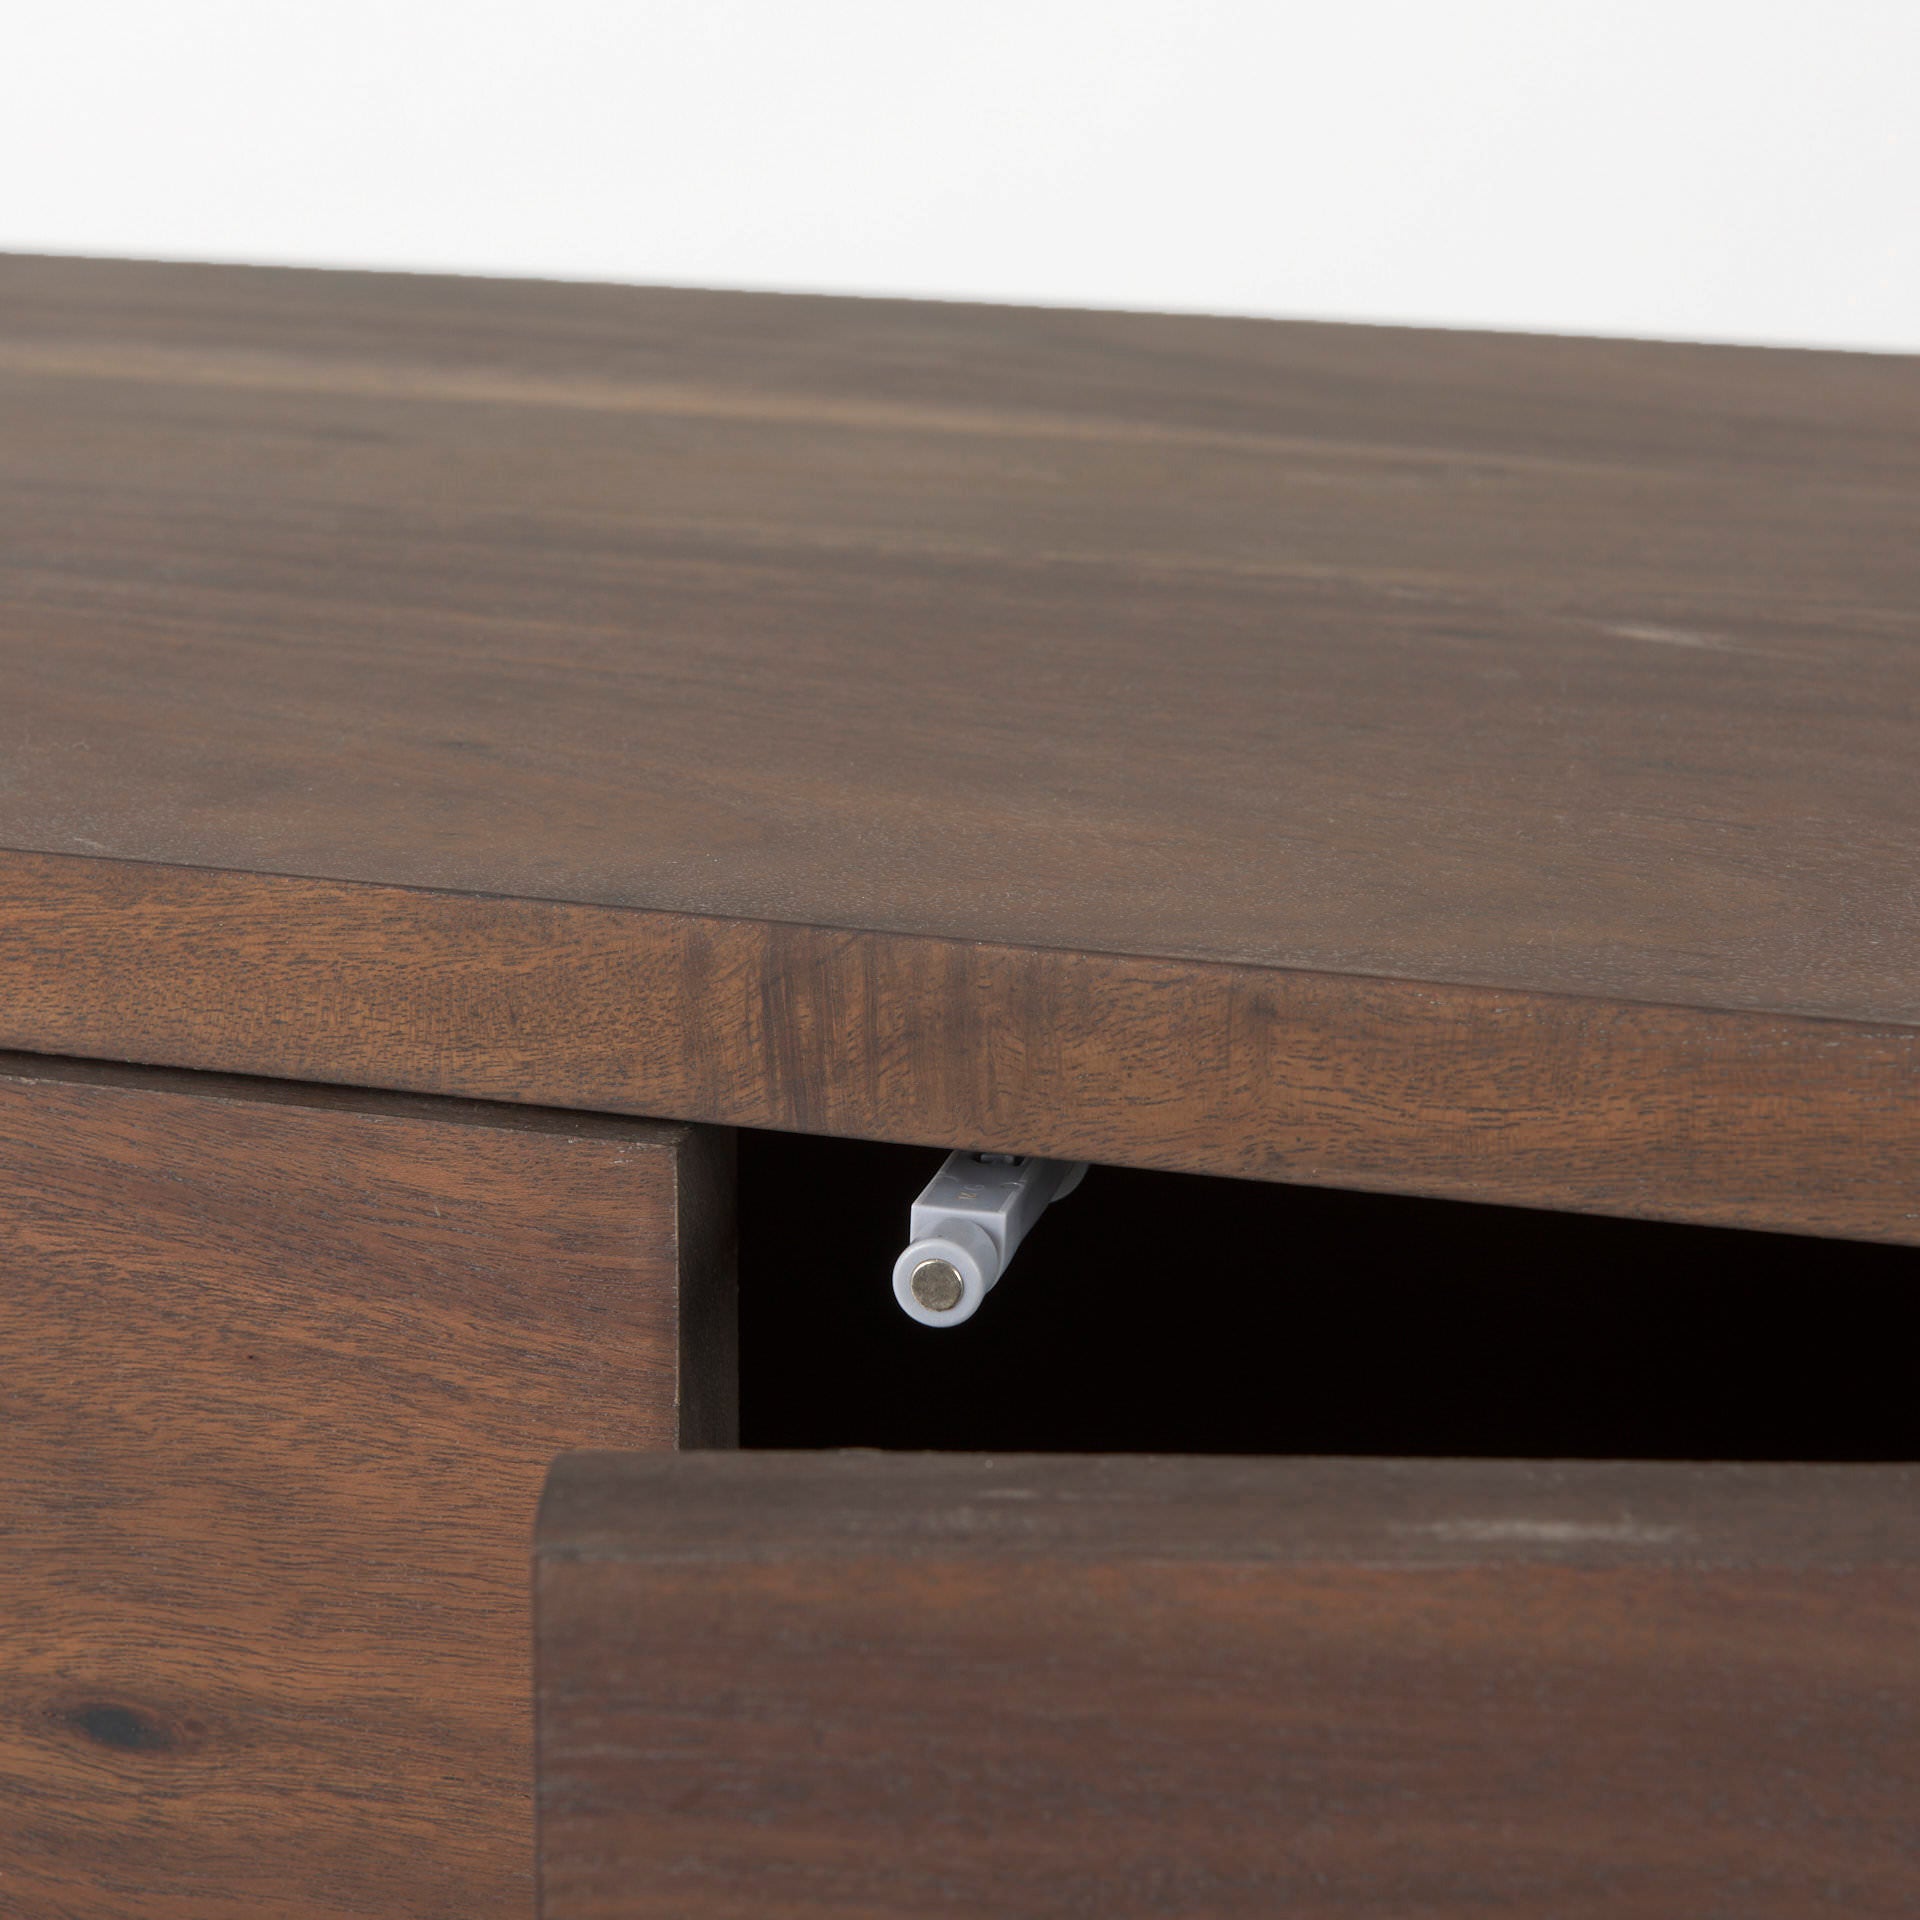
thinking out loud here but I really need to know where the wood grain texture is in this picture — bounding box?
[536,1451,1920,1920]
[0,1052,735,1920]
[2,253,1918,1229]
[2,849,1916,1244]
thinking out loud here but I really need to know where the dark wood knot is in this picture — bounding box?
[61,1701,184,1754]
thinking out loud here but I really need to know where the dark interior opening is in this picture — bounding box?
[738,1129,1919,1460]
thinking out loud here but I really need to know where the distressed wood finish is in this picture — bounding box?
[3,254,1920,1235]
[536,1451,1920,1920]
[0,1052,735,1920]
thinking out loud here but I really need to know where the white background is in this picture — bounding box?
[5,0,1917,351]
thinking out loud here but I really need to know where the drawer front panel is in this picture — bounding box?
[536,1451,1919,1920]
[0,1054,734,1919]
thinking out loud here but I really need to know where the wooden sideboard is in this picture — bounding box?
[0,252,1914,1915]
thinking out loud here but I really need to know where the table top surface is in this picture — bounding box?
[2,254,1916,1238]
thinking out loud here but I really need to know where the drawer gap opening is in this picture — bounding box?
[737,1130,1919,1462]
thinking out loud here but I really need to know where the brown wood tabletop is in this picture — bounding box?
[2,253,1918,1236]
[535,1449,1920,1920]
[0,1051,734,1919]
